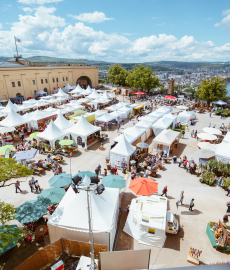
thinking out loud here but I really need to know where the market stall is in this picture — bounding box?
[215,142,230,163]
[152,117,173,137]
[138,115,158,124]
[151,129,180,156]
[163,113,178,128]
[0,108,31,127]
[148,111,164,119]
[177,111,196,125]
[54,110,74,130]
[117,106,132,118]
[1,100,20,114]
[155,106,170,115]
[124,126,146,145]
[62,83,73,93]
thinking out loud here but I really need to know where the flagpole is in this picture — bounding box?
[14,36,18,57]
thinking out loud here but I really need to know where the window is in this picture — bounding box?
[45,79,48,84]
[12,82,15,87]
[56,78,58,82]
[17,81,21,87]
[66,77,68,81]
[32,80,36,85]
[63,77,65,82]
[52,78,55,83]
[41,79,44,84]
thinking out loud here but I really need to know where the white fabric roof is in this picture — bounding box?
[47,99,60,104]
[97,113,116,122]
[77,98,90,103]
[156,107,170,114]
[0,126,15,134]
[124,126,146,138]
[152,117,173,129]
[62,83,73,92]
[178,111,195,118]
[48,186,119,233]
[23,99,37,104]
[223,132,230,143]
[153,129,180,146]
[34,100,49,107]
[118,106,131,113]
[215,142,230,162]
[1,100,20,113]
[203,127,222,135]
[87,89,100,99]
[43,107,57,113]
[197,133,217,140]
[102,91,111,99]
[148,111,164,118]
[17,103,35,111]
[197,142,217,151]
[67,115,101,137]
[0,108,30,127]
[24,109,52,122]
[163,113,177,120]
[94,110,105,119]
[110,134,136,156]
[139,115,158,124]
[54,88,69,98]
[86,85,92,92]
[37,120,68,141]
[110,110,124,118]
[135,119,152,129]
[69,84,84,94]
[54,110,74,130]
[114,133,136,144]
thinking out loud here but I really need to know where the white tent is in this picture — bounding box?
[1,100,20,114]
[23,99,37,104]
[177,111,195,125]
[36,90,47,96]
[139,115,158,124]
[197,142,217,151]
[0,126,15,134]
[48,186,119,251]
[135,119,152,130]
[54,88,69,98]
[124,126,146,140]
[151,129,180,155]
[67,115,101,149]
[62,83,73,93]
[156,107,170,115]
[47,98,60,104]
[197,133,217,141]
[102,91,112,99]
[152,118,173,137]
[43,107,57,113]
[86,85,92,92]
[54,110,74,130]
[114,133,137,145]
[36,120,69,149]
[123,195,167,247]
[110,134,136,169]
[117,106,132,118]
[87,89,100,99]
[94,110,105,119]
[163,113,178,128]
[215,142,230,163]
[203,127,222,135]
[97,113,116,123]
[34,100,49,107]
[0,108,30,127]
[148,111,164,118]
[69,84,84,94]
[110,110,124,120]
[223,132,230,143]
[23,110,53,129]
[107,104,122,111]
[17,103,35,111]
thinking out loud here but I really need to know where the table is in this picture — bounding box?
[34,167,44,171]
[35,225,47,236]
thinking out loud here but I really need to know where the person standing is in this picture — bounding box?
[15,180,22,193]
[97,164,101,175]
[161,186,167,197]
[95,167,99,177]
[189,198,195,211]
[191,130,194,138]
[35,180,41,193]
[29,180,34,193]
[179,191,184,205]
[117,123,120,133]
[145,168,150,178]
[226,185,230,196]
[19,130,24,142]
[182,130,185,139]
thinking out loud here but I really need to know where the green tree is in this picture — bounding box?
[126,65,160,93]
[107,64,128,86]
[196,77,227,107]
[0,201,25,252]
[0,158,33,188]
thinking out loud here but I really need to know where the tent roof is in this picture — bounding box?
[223,132,230,143]
[24,109,54,121]
[163,113,177,120]
[37,120,68,141]
[54,88,69,97]
[102,91,111,99]
[178,111,195,117]
[152,117,173,129]
[54,110,74,130]
[148,111,164,118]
[156,107,170,114]
[153,129,180,146]
[97,113,116,122]
[124,126,146,138]
[135,119,152,129]
[215,142,230,159]
[1,100,19,113]
[110,110,123,117]
[0,108,30,127]
[139,115,158,123]
[114,133,136,144]
[67,115,101,136]
[62,83,73,91]
[48,186,119,232]
[110,134,136,156]
[87,89,100,99]
[69,84,84,94]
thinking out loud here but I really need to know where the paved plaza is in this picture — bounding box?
[1,96,230,269]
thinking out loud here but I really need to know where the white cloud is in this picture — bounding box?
[69,11,114,23]
[215,10,230,29]
[18,0,63,4]
[157,23,165,26]
[0,23,2,29]
[0,6,230,62]
[123,33,132,36]
[22,7,34,13]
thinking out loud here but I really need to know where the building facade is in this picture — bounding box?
[0,58,98,100]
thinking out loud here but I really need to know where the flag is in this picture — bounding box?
[15,37,21,43]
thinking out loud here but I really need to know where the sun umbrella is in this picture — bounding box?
[164,96,176,100]
[13,149,37,161]
[212,100,227,105]
[136,142,149,149]
[194,149,215,159]
[134,92,146,95]
[129,177,158,196]
[197,142,217,151]
[49,173,72,188]
[74,171,96,179]
[38,187,66,205]
[29,132,41,138]
[202,127,222,135]
[0,145,14,153]
[197,133,217,141]
[176,105,188,110]
[59,139,74,146]
[15,199,47,224]
[0,225,22,256]
[102,174,126,190]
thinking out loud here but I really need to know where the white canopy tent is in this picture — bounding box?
[110,134,136,169]
[148,111,164,119]
[102,91,112,99]
[123,195,167,247]
[54,110,74,130]
[152,117,173,137]
[0,126,15,134]
[197,142,217,151]
[87,89,100,99]
[215,142,230,163]
[94,110,105,119]
[156,107,170,115]
[36,120,69,149]
[48,185,119,251]
[151,129,180,156]
[97,113,116,123]
[163,113,178,128]
[54,88,69,98]
[114,133,136,144]
[110,110,124,120]
[36,90,47,96]
[67,115,101,149]
[62,83,73,93]
[0,108,31,127]
[135,119,153,130]
[1,100,20,114]
[69,84,84,94]
[197,133,217,141]
[177,111,196,125]
[138,115,158,124]
[117,106,132,118]
[107,104,122,112]
[223,132,230,143]
[203,127,222,135]
[124,126,146,141]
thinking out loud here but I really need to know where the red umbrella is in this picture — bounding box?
[129,177,158,196]
[134,92,147,95]
[164,96,176,100]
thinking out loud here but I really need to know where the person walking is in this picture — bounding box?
[97,164,101,175]
[226,185,230,196]
[117,123,120,133]
[34,180,41,193]
[95,167,99,177]
[28,180,34,193]
[161,186,167,197]
[191,130,194,138]
[19,130,24,142]
[145,168,150,178]
[182,130,185,139]
[179,191,184,205]
[15,180,22,193]
[189,198,195,211]
[178,157,182,167]
[38,143,42,154]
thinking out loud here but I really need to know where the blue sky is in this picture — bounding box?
[0,0,230,62]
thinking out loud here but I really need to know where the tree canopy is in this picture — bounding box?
[196,77,227,107]
[126,65,160,92]
[0,158,33,188]
[107,64,128,86]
